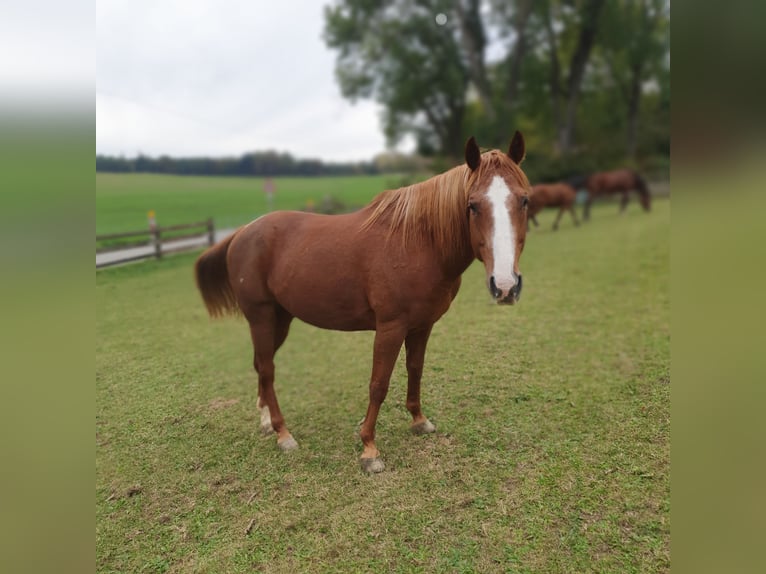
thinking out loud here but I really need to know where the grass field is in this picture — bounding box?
[96,199,669,573]
[96,173,401,235]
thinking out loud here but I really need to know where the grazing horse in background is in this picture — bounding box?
[574,169,651,221]
[195,133,532,473]
[527,182,580,231]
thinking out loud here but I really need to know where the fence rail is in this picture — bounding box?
[96,218,215,268]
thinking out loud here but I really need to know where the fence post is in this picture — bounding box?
[153,227,162,260]
[148,210,162,260]
[207,218,215,246]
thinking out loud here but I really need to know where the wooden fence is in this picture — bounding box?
[96,218,215,268]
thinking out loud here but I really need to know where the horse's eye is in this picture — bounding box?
[521,196,529,208]
[468,202,478,215]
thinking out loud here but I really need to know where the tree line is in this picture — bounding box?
[99,1,669,182]
[96,151,381,177]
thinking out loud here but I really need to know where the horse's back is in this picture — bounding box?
[609,168,640,186]
[590,169,642,193]
[530,183,576,209]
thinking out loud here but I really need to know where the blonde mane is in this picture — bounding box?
[361,151,530,254]
[361,165,470,253]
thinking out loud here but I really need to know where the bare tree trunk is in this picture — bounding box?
[445,102,466,163]
[506,0,533,106]
[543,1,563,154]
[626,65,642,158]
[456,0,494,119]
[557,0,606,154]
[604,47,646,159]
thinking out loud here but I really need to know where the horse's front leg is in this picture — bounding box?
[583,191,596,221]
[620,191,630,213]
[359,321,407,473]
[405,326,436,435]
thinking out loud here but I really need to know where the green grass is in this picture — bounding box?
[96,173,400,235]
[96,199,669,573]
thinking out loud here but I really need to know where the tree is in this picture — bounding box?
[324,1,472,160]
[324,0,619,159]
[539,0,607,154]
[598,0,669,157]
[455,0,494,120]
[320,0,670,174]
[490,0,534,119]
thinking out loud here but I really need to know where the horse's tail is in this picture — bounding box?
[195,229,241,318]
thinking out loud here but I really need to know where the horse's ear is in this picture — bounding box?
[508,130,526,164]
[465,136,481,171]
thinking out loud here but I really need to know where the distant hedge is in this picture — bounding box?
[96,151,381,177]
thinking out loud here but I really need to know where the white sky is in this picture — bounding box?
[0,1,90,103]
[97,0,403,161]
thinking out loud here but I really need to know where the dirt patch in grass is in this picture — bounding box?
[207,397,240,411]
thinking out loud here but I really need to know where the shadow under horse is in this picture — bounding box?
[195,133,532,473]
[568,169,651,221]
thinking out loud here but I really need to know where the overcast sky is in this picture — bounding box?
[97,0,403,161]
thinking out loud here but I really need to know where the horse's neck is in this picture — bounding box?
[444,245,476,279]
[439,191,475,278]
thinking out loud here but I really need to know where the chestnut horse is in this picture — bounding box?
[577,169,651,221]
[195,134,532,473]
[527,182,580,231]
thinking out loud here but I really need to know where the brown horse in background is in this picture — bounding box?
[195,134,532,473]
[527,182,580,231]
[574,169,651,221]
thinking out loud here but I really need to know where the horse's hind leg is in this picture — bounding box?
[570,205,580,226]
[405,326,436,435]
[552,207,564,231]
[249,305,297,451]
[256,307,293,436]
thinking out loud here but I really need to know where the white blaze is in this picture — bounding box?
[486,176,517,291]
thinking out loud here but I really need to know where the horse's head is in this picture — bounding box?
[639,191,652,211]
[464,133,531,305]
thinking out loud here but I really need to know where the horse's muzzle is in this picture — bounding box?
[490,274,523,305]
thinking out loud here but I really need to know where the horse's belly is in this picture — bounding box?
[295,306,375,331]
[272,276,375,331]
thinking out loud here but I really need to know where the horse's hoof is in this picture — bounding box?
[260,424,274,436]
[411,419,436,435]
[361,457,385,474]
[277,436,299,452]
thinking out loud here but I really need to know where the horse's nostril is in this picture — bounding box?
[489,276,502,299]
[511,274,523,298]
